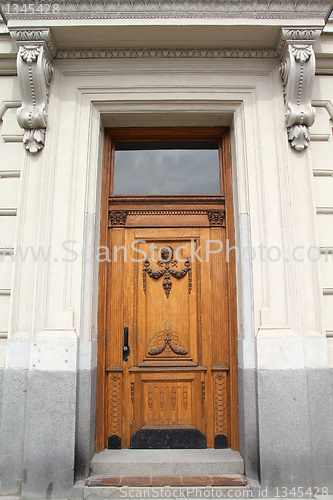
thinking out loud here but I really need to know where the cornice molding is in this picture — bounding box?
[0,0,331,20]
[10,28,57,58]
[56,47,278,59]
[279,27,322,151]
[9,28,56,153]
[276,27,322,55]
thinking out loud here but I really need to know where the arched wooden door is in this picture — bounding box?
[96,128,238,450]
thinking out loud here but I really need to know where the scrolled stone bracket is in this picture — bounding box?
[278,28,321,152]
[9,28,57,153]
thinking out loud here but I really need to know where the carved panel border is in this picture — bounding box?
[214,371,228,437]
[108,371,121,437]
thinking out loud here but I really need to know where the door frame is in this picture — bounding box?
[95,126,238,452]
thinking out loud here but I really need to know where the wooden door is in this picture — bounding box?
[96,128,238,450]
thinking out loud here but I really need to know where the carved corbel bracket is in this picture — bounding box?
[9,28,57,153]
[278,28,321,152]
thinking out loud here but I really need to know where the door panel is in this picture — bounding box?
[105,219,229,449]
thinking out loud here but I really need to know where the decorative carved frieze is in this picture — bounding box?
[279,28,321,152]
[2,0,331,20]
[9,28,56,153]
[109,210,128,227]
[56,48,278,60]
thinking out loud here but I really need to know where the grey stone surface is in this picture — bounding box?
[238,368,260,480]
[257,370,314,493]
[0,369,28,496]
[91,449,244,476]
[75,366,97,481]
[306,369,333,492]
[0,369,3,431]
[21,370,77,499]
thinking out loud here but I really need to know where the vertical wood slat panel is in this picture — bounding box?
[96,131,112,452]
[222,129,239,450]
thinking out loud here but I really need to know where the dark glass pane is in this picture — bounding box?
[113,140,220,195]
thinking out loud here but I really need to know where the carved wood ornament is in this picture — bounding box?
[109,372,121,437]
[214,371,228,437]
[109,210,128,227]
[207,210,225,227]
[148,320,188,356]
[279,28,321,151]
[143,245,192,298]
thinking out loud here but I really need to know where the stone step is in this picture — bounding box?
[90,449,244,477]
[86,474,248,487]
[82,483,251,500]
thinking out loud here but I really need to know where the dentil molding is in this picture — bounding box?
[9,28,56,153]
[0,0,331,20]
[279,28,321,152]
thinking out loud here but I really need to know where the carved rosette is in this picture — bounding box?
[279,28,321,152]
[109,210,128,227]
[9,28,56,153]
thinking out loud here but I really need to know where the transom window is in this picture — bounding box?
[112,138,221,195]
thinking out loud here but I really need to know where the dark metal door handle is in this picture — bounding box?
[123,327,130,361]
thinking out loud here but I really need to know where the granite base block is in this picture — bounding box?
[0,369,28,496]
[257,369,333,494]
[237,368,260,481]
[75,367,97,480]
[21,370,77,499]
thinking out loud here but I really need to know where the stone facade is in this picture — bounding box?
[0,1,332,498]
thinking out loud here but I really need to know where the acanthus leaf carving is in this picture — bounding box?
[9,28,56,154]
[20,45,40,63]
[279,28,321,152]
[290,44,312,63]
[22,128,46,154]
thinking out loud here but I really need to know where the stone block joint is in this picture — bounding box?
[9,28,56,153]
